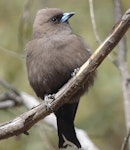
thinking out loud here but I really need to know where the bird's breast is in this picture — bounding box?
[26,36,95,99]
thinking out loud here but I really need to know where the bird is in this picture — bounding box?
[26,8,96,149]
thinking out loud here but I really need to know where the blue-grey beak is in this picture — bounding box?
[61,12,75,23]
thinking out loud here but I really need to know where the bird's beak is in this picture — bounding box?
[61,12,75,23]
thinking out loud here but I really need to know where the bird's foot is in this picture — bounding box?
[71,68,80,77]
[44,94,55,112]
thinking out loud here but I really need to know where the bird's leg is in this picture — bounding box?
[44,94,55,111]
[71,68,80,77]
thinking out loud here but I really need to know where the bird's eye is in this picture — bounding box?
[51,17,58,23]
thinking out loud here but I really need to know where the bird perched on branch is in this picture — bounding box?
[26,8,96,149]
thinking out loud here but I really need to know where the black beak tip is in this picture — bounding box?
[61,12,75,23]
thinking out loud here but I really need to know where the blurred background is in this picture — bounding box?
[0,0,130,150]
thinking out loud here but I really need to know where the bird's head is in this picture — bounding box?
[33,8,75,38]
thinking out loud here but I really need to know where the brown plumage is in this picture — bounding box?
[26,8,96,149]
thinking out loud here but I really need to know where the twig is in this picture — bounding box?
[0,86,100,150]
[0,46,24,60]
[88,0,116,64]
[0,8,129,141]
[114,0,130,149]
[0,79,19,94]
[18,0,33,47]
[88,0,102,44]
[121,130,130,150]
[0,79,23,108]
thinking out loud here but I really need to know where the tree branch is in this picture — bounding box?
[113,0,130,149]
[88,0,102,44]
[0,79,23,108]
[0,8,130,141]
[88,0,116,64]
[0,82,100,150]
[121,129,130,150]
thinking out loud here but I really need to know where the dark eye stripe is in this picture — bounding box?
[50,14,63,24]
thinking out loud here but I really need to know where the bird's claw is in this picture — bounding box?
[44,94,55,112]
[71,68,80,76]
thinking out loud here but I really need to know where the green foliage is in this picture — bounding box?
[0,0,129,150]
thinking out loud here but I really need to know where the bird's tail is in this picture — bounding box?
[55,103,81,149]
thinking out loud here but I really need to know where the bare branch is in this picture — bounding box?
[0,79,23,108]
[121,129,130,150]
[114,0,130,149]
[0,46,24,60]
[18,0,33,47]
[0,8,129,141]
[88,0,102,44]
[88,0,116,65]
[0,84,100,150]
[0,79,19,94]
[0,100,15,109]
